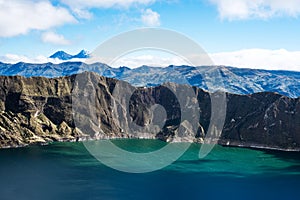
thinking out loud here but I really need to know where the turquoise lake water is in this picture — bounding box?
[1,139,300,200]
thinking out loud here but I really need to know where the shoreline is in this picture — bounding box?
[2,137,300,153]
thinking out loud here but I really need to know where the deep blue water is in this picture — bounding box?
[1,139,300,200]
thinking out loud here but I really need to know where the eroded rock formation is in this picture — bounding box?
[0,72,299,151]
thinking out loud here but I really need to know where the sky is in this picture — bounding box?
[0,0,300,71]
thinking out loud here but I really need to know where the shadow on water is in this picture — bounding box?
[281,165,300,173]
[256,149,300,175]
[175,158,231,164]
[261,149,300,162]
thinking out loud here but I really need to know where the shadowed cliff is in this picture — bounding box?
[0,72,299,151]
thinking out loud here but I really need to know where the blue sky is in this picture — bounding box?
[0,0,300,71]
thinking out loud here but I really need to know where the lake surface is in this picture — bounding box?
[1,139,300,200]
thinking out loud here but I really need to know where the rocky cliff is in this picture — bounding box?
[0,72,299,151]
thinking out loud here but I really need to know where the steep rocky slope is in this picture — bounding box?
[0,73,299,150]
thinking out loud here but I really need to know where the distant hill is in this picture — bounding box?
[49,50,89,60]
[0,62,299,98]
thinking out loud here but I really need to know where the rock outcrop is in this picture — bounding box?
[0,72,299,151]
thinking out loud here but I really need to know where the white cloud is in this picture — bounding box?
[209,0,300,20]
[61,0,155,9]
[106,48,300,71]
[0,0,76,37]
[41,31,71,45]
[111,54,189,68]
[72,8,93,19]
[2,49,299,72]
[0,54,86,64]
[141,9,160,26]
[61,0,155,19]
[0,54,53,64]
[210,49,300,71]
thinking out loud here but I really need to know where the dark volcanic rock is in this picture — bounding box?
[0,73,299,151]
[220,93,300,150]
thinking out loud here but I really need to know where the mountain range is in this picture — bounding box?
[0,61,299,98]
[0,53,299,150]
[49,50,89,60]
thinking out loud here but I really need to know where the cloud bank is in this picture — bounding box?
[0,0,76,37]
[1,49,299,72]
[111,54,188,68]
[210,0,300,20]
[0,54,86,64]
[0,0,159,40]
[210,49,300,71]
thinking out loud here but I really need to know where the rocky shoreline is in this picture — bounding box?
[0,72,299,151]
[3,137,300,153]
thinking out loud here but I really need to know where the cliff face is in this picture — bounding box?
[0,72,299,150]
[221,93,300,150]
[0,75,76,147]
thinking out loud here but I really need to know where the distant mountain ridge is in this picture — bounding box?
[49,50,89,60]
[0,61,299,98]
